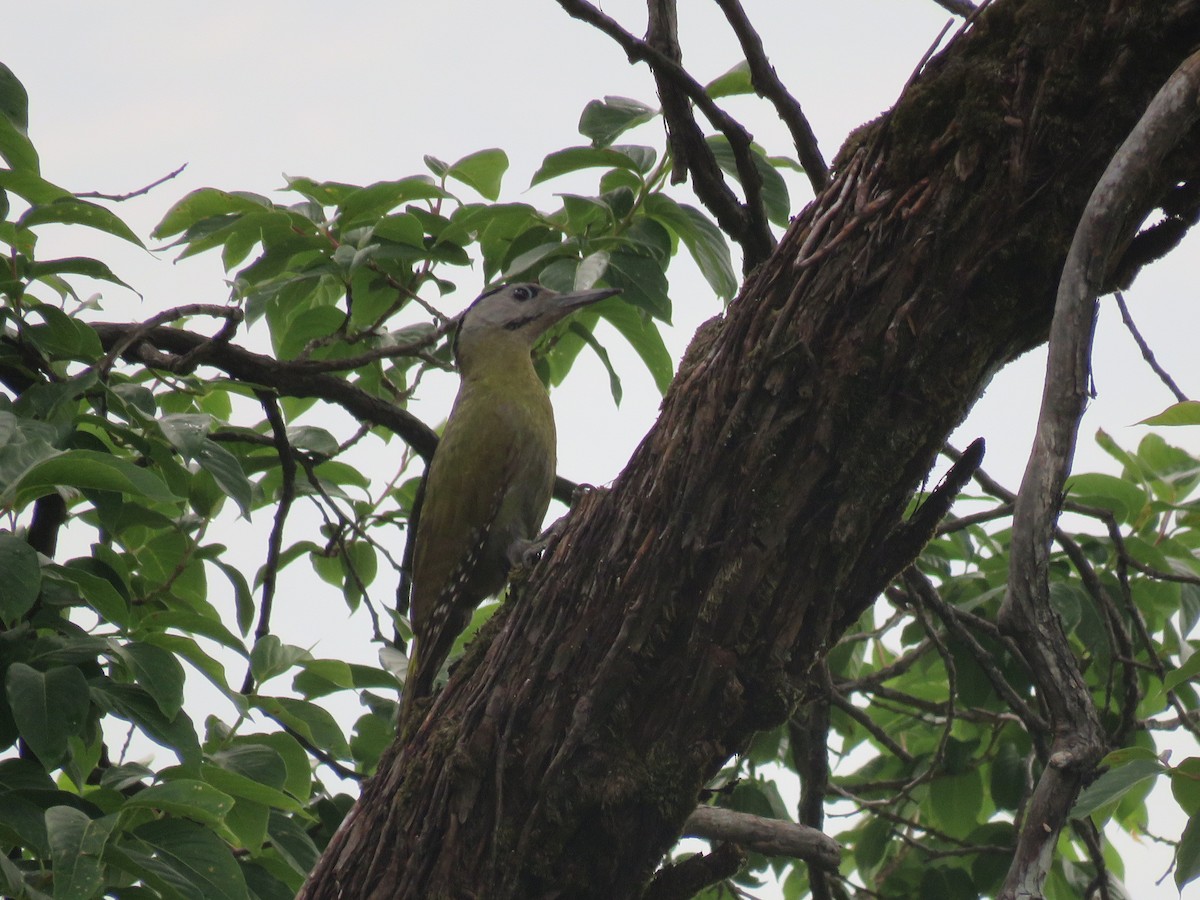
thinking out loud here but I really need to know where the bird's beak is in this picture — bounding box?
[553,287,620,312]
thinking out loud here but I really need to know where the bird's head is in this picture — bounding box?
[454,282,620,368]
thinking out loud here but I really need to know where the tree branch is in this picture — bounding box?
[641,842,745,900]
[556,0,774,269]
[997,46,1200,900]
[682,806,840,867]
[711,0,829,192]
[89,321,582,503]
[1113,289,1190,402]
[240,391,297,695]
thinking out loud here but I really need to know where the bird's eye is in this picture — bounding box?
[511,286,536,301]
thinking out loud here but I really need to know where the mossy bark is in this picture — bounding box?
[300,2,1200,897]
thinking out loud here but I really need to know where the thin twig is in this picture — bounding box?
[1113,290,1189,402]
[830,691,914,764]
[556,0,774,268]
[77,163,188,202]
[711,0,828,192]
[241,391,297,695]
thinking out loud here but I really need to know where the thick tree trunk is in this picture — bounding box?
[300,2,1200,897]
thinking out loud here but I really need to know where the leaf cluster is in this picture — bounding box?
[0,63,802,898]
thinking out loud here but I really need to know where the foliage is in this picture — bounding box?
[0,64,787,897]
[690,422,1200,899]
[1,50,1199,900]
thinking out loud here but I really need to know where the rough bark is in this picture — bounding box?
[300,1,1200,897]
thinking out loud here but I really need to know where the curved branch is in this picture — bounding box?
[998,47,1200,900]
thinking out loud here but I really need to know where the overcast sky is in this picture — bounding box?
[5,3,1198,896]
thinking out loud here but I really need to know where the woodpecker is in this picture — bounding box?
[400,281,619,728]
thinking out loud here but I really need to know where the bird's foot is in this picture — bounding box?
[506,516,570,575]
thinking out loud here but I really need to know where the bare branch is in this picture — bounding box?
[682,806,840,867]
[1113,289,1189,402]
[241,391,296,695]
[555,0,774,269]
[77,163,188,202]
[998,47,1200,900]
[711,0,828,192]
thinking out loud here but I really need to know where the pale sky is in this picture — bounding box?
[5,3,1198,896]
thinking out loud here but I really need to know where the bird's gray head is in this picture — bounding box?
[455,282,620,357]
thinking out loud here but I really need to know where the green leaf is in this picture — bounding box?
[266,811,320,876]
[224,798,269,855]
[597,298,673,395]
[201,763,303,814]
[158,413,211,455]
[705,134,792,226]
[0,533,40,626]
[54,563,129,627]
[568,322,622,405]
[0,63,29,131]
[1165,652,1200,692]
[603,250,671,321]
[929,770,983,835]
[0,169,69,204]
[123,779,235,827]
[705,60,755,99]
[211,745,287,791]
[1178,814,1200,890]
[989,740,1025,811]
[578,96,658,147]
[195,440,252,518]
[250,636,311,686]
[116,641,187,719]
[27,256,135,293]
[531,146,647,187]
[236,733,312,802]
[1140,400,1200,426]
[6,663,90,769]
[9,449,179,508]
[574,250,610,290]
[447,148,508,201]
[19,198,144,247]
[1172,758,1200,817]
[25,304,103,361]
[132,818,249,900]
[0,849,52,900]
[644,194,737,301]
[1072,757,1166,820]
[1066,472,1148,525]
[153,188,271,239]
[253,697,350,758]
[500,240,572,283]
[45,806,116,900]
[89,680,201,766]
[0,63,36,173]
[337,177,448,228]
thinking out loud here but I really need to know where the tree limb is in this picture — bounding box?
[556,0,774,269]
[682,806,840,867]
[711,0,829,192]
[997,46,1200,900]
[89,321,583,503]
